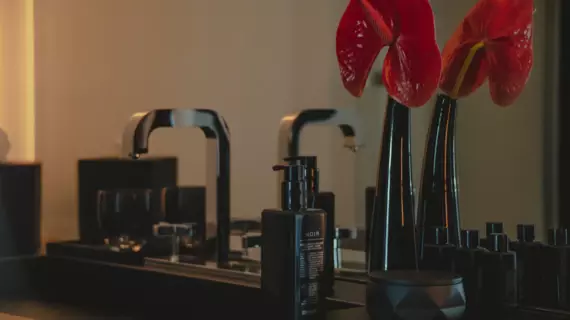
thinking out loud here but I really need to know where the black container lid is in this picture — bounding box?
[516,224,535,243]
[368,270,462,287]
[488,233,510,252]
[460,229,480,249]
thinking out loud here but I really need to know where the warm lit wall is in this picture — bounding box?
[30,0,555,242]
[34,0,353,241]
[0,0,35,162]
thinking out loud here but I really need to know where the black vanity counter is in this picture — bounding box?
[0,255,566,319]
[0,255,363,319]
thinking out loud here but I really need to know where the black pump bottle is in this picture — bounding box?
[284,156,334,296]
[261,162,327,319]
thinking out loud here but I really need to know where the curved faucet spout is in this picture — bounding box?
[121,109,231,267]
[122,109,228,158]
[277,108,364,162]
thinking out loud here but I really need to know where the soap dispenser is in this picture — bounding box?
[479,233,517,317]
[510,224,542,307]
[261,162,327,319]
[452,229,486,317]
[284,156,334,296]
[541,228,570,310]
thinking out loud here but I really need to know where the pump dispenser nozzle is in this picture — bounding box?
[273,163,307,211]
[283,156,319,208]
[263,162,327,318]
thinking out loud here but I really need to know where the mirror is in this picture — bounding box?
[138,0,551,268]
[30,0,555,262]
[344,0,552,268]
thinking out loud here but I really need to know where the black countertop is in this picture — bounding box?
[0,300,367,320]
[0,255,363,319]
[0,254,568,319]
[0,300,133,319]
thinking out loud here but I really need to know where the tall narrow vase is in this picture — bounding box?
[368,98,417,272]
[417,94,460,259]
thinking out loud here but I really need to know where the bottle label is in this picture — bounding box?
[299,228,324,316]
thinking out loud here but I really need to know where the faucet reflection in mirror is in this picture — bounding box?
[277,109,363,228]
[277,108,364,161]
[121,109,231,268]
[278,109,364,273]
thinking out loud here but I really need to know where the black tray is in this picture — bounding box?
[45,240,191,266]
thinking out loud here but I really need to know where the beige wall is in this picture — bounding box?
[26,0,554,242]
[34,0,355,241]
[0,0,35,162]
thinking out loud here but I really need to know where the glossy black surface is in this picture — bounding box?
[0,255,567,319]
[479,234,517,317]
[262,162,327,319]
[97,188,164,243]
[367,270,465,320]
[78,157,177,245]
[45,240,173,266]
[273,163,307,211]
[417,94,460,260]
[0,163,41,257]
[453,246,485,317]
[511,236,542,307]
[368,98,417,272]
[421,227,455,271]
[542,228,570,310]
[316,191,336,296]
[284,156,319,208]
[163,186,206,249]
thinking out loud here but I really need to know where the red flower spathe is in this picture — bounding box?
[336,0,441,107]
[439,0,534,106]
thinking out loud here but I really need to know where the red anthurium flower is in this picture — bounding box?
[439,0,534,107]
[336,0,441,107]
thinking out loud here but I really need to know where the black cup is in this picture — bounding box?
[162,186,206,248]
[97,188,163,251]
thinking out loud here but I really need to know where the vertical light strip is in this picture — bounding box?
[0,3,5,126]
[23,0,35,161]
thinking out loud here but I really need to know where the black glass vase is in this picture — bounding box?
[368,98,417,272]
[417,94,460,260]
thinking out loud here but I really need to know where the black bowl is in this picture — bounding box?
[366,270,465,320]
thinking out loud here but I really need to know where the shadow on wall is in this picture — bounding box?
[0,128,11,161]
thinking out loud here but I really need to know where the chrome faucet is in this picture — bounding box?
[122,109,231,267]
[277,108,364,162]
